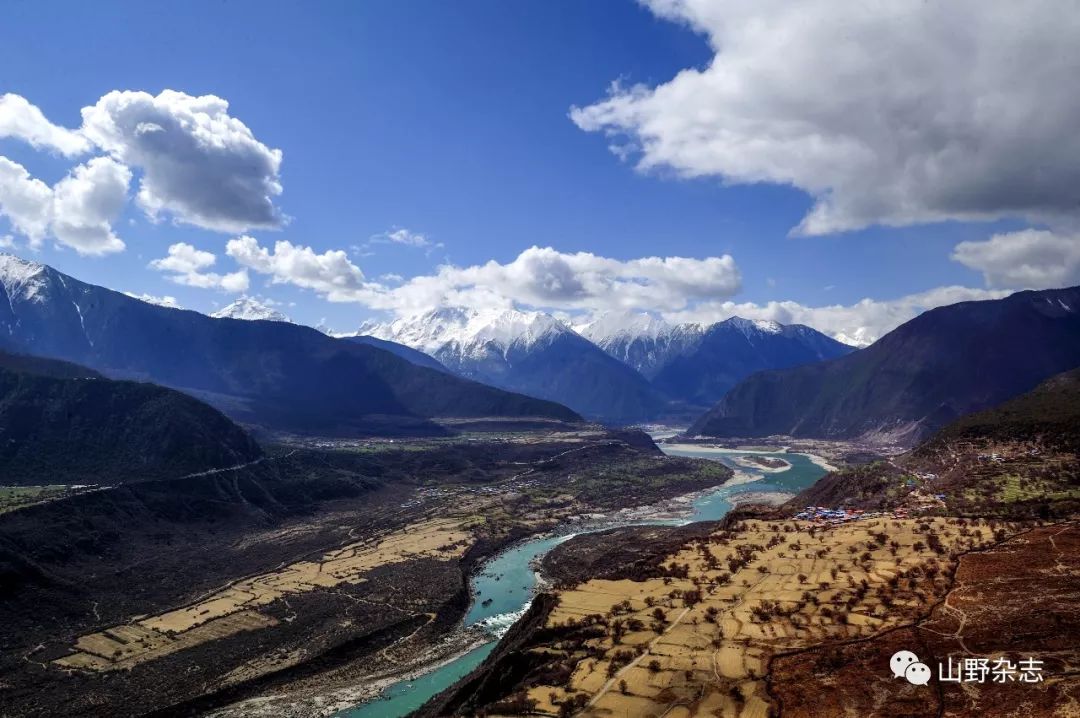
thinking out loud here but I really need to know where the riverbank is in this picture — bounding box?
[725,490,795,507]
[795,452,838,472]
[206,479,738,718]
[213,446,826,718]
[207,627,492,718]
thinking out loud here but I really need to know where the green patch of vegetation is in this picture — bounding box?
[0,485,75,514]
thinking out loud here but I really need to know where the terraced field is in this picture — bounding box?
[54,518,474,672]
[507,517,1016,717]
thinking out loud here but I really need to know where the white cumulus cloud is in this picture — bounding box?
[124,291,182,309]
[0,93,90,156]
[150,242,249,292]
[572,0,1080,236]
[227,237,742,315]
[0,155,130,255]
[225,236,368,301]
[952,229,1080,290]
[80,90,284,233]
[2,90,283,254]
[0,157,53,245]
[50,157,131,255]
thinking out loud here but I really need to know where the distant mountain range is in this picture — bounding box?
[648,316,852,406]
[0,350,262,484]
[359,308,852,420]
[574,311,703,378]
[0,254,580,435]
[359,308,668,422]
[691,286,1080,444]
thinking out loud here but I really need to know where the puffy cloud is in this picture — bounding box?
[50,157,131,255]
[0,235,14,250]
[0,94,90,156]
[663,285,1011,347]
[0,155,130,255]
[228,237,742,314]
[375,246,741,315]
[952,229,1080,290]
[572,1,1080,235]
[0,157,53,245]
[123,291,181,309]
[81,90,284,233]
[150,242,249,292]
[225,236,368,301]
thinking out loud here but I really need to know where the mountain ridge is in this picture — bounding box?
[0,254,581,435]
[361,307,669,422]
[690,286,1080,444]
[0,349,263,485]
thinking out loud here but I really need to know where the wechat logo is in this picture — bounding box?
[891,650,931,686]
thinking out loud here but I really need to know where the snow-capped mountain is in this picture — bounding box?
[574,311,704,379]
[360,307,567,360]
[572,311,852,401]
[832,329,875,348]
[358,306,857,417]
[0,253,49,305]
[360,307,667,422]
[211,296,291,323]
[0,253,579,433]
[650,316,856,406]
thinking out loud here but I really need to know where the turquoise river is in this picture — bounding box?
[338,444,827,717]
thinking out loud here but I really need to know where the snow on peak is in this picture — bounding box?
[832,329,875,348]
[720,316,784,337]
[574,310,672,344]
[0,253,48,303]
[362,307,570,356]
[211,296,291,323]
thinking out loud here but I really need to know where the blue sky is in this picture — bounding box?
[1,0,1076,343]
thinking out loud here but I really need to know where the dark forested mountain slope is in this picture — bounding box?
[691,287,1080,444]
[916,367,1080,455]
[0,351,263,485]
[791,366,1080,518]
[0,254,579,435]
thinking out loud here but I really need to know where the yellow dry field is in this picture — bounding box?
[54,518,473,672]
[527,517,1007,718]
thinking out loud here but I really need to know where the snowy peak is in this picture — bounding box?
[0,253,49,304]
[718,316,783,338]
[575,311,673,344]
[573,311,703,378]
[211,297,291,323]
[832,329,875,348]
[363,307,570,356]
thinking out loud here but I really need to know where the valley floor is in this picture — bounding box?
[0,427,730,718]
[422,515,1078,718]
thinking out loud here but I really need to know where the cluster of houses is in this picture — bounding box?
[794,496,947,524]
[793,506,882,523]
